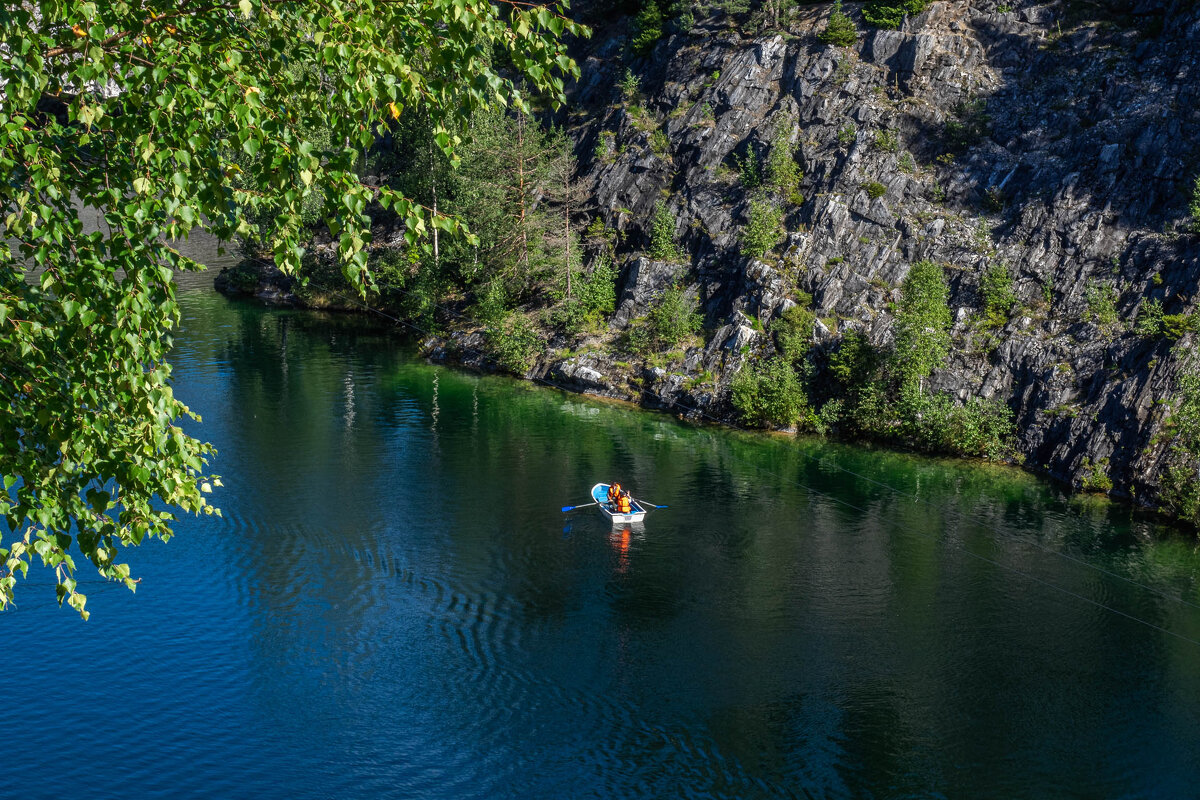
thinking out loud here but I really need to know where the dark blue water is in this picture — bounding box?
[5,286,1200,799]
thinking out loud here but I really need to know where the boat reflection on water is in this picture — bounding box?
[608,522,645,574]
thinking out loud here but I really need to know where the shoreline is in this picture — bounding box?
[211,262,1187,535]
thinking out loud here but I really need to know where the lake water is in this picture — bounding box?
[5,272,1200,798]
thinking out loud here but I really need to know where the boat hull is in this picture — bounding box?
[592,483,647,525]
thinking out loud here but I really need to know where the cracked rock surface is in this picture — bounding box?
[558,0,1200,505]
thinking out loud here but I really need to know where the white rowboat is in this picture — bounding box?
[591,483,647,525]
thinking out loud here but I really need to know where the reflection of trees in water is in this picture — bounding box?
[193,301,434,699]
[214,304,407,501]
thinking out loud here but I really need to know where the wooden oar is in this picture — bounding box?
[561,501,599,513]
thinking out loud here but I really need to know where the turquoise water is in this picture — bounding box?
[4,286,1200,798]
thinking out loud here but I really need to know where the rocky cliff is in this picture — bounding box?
[218,0,1200,516]
[532,0,1200,508]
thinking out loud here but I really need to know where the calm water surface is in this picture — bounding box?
[5,278,1200,799]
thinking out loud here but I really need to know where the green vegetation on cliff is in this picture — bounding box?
[862,0,930,29]
[818,1,858,46]
[731,262,1015,460]
[282,102,609,371]
[1159,370,1200,525]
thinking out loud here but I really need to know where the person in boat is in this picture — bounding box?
[607,482,633,513]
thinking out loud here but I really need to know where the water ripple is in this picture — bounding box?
[8,294,1200,799]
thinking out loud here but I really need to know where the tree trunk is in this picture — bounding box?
[429,138,439,267]
[516,112,529,273]
[564,143,572,299]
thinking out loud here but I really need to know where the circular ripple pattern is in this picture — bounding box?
[5,289,1200,799]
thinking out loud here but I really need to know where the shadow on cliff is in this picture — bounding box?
[859,1,1200,489]
[881,1,1198,235]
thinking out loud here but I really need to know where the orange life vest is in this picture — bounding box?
[607,482,622,503]
[617,493,632,514]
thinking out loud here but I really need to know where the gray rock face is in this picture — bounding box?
[549,357,611,394]
[613,256,689,326]
[214,259,299,306]
[554,1,1200,509]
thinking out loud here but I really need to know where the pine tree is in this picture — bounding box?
[818,1,858,46]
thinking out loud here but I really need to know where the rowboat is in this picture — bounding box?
[592,483,646,525]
